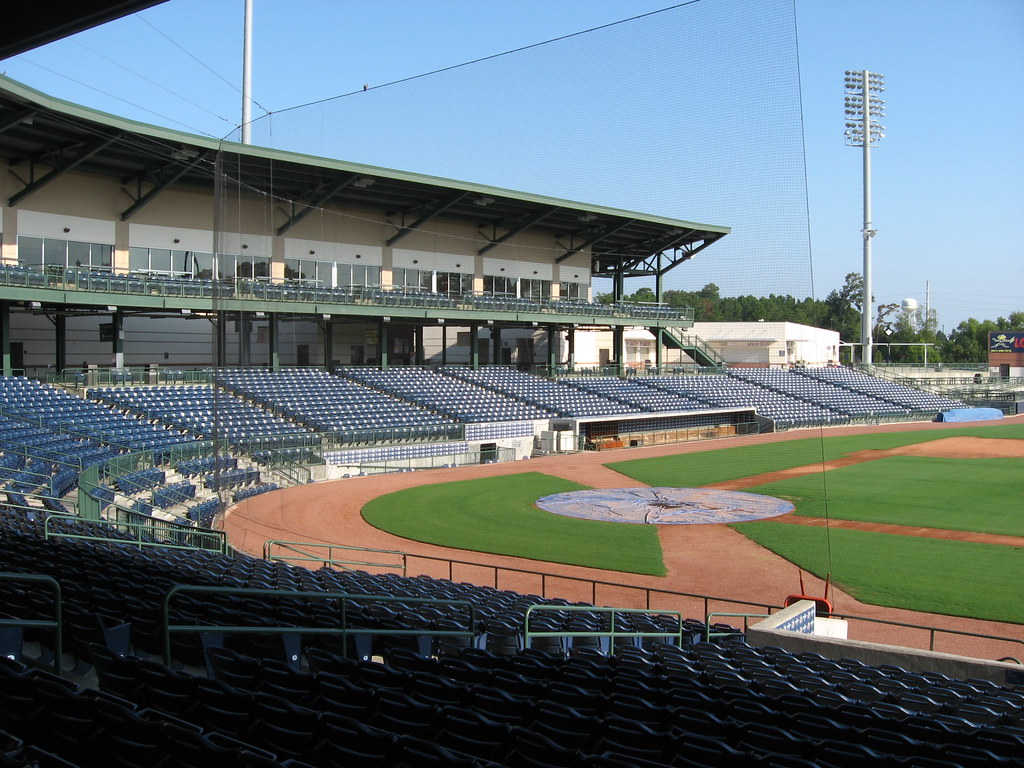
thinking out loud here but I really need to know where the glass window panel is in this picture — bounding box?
[44,238,67,267]
[94,244,113,269]
[129,247,149,271]
[193,252,214,279]
[18,236,43,267]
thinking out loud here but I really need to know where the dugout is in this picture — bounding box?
[558,407,760,451]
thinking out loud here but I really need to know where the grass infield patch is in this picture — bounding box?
[731,522,1024,624]
[361,472,667,576]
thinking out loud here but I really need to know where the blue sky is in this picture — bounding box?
[2,0,1021,333]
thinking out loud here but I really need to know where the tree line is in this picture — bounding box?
[606,273,1023,364]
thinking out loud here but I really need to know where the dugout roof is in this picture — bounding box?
[0,74,729,280]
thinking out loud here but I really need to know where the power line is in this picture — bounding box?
[247,0,704,131]
[73,40,237,127]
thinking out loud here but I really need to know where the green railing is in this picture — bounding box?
[524,605,685,651]
[263,540,407,574]
[0,572,62,676]
[0,265,692,322]
[45,510,227,553]
[161,585,476,666]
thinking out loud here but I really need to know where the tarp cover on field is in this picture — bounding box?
[935,407,1004,422]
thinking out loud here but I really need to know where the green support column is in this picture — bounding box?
[238,312,251,367]
[567,327,576,371]
[0,301,10,376]
[322,315,333,370]
[546,324,557,373]
[613,325,625,376]
[440,323,447,366]
[268,313,280,371]
[414,325,425,366]
[491,326,502,366]
[215,311,227,368]
[655,328,664,371]
[469,324,479,369]
[379,318,389,370]
[55,314,67,373]
[112,310,124,369]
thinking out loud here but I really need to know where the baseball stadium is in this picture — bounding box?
[0,4,1023,768]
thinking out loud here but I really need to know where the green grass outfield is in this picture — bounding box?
[608,421,1024,623]
[361,472,667,576]
[731,522,1024,624]
[604,421,1024,488]
[741,455,1024,536]
[360,423,1023,622]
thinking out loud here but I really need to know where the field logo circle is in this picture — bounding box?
[536,487,794,525]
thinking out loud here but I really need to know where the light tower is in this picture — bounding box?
[844,70,885,364]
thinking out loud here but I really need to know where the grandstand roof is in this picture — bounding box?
[0,75,730,280]
[0,2,167,60]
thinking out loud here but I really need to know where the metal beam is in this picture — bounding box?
[478,206,560,256]
[8,134,120,207]
[0,108,37,135]
[120,151,209,220]
[555,219,636,264]
[276,174,357,236]
[386,191,470,247]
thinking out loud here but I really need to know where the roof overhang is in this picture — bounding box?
[0,75,730,279]
[1,2,168,61]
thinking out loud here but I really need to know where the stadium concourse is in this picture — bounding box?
[226,414,1024,662]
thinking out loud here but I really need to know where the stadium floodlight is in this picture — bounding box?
[844,69,886,365]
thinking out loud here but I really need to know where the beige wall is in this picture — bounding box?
[0,164,590,294]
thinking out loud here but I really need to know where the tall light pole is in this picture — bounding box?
[241,0,253,145]
[844,70,885,365]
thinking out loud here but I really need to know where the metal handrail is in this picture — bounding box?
[263,540,407,574]
[44,510,227,553]
[0,572,62,675]
[161,584,476,666]
[705,612,771,642]
[399,551,1024,659]
[524,604,684,650]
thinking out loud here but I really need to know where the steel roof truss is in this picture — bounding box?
[477,205,561,256]
[120,150,210,221]
[275,174,358,236]
[555,219,636,264]
[8,133,121,207]
[386,190,470,247]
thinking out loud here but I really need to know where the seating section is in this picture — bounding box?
[0,376,191,456]
[1,506,1022,767]
[728,369,912,419]
[339,366,554,423]
[217,368,459,436]
[568,377,712,412]
[89,384,309,448]
[443,366,637,418]
[802,367,968,412]
[645,375,845,428]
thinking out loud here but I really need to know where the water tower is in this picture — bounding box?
[901,298,919,313]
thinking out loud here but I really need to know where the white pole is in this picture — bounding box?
[924,280,930,367]
[241,0,253,144]
[861,70,873,366]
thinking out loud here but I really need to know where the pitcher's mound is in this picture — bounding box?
[536,487,794,525]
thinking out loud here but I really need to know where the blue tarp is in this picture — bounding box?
[935,407,1004,422]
